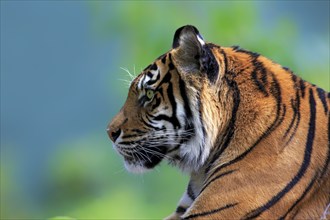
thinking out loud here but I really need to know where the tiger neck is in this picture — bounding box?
[201,48,282,175]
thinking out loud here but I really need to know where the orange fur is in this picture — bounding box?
[108,26,329,219]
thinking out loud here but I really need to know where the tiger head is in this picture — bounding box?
[107,25,224,173]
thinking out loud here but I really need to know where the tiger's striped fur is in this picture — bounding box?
[107,25,329,219]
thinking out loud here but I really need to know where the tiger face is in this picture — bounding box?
[107,26,220,173]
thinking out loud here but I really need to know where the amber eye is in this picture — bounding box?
[146,89,154,100]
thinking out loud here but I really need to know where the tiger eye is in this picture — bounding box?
[146,89,154,100]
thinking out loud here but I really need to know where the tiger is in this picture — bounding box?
[107,25,330,219]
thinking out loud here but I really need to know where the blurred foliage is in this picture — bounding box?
[49,217,76,220]
[1,1,329,220]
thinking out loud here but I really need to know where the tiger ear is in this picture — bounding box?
[172,25,203,72]
[171,25,219,82]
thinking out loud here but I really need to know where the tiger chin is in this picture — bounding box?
[107,25,329,219]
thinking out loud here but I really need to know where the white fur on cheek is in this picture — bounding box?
[177,86,210,172]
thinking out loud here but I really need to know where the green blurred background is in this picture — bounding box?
[1,1,329,219]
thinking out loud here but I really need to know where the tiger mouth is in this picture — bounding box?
[116,144,168,169]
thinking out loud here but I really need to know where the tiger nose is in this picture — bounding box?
[107,127,121,142]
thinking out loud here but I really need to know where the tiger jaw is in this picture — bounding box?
[113,143,168,173]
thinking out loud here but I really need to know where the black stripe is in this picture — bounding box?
[151,96,161,111]
[233,47,260,59]
[118,140,137,145]
[201,44,219,83]
[158,70,172,87]
[149,63,158,70]
[244,88,316,219]
[284,74,299,138]
[291,209,300,219]
[320,112,330,180]
[221,48,228,73]
[286,106,301,145]
[176,206,187,214]
[206,76,240,172]
[131,129,146,134]
[140,74,147,89]
[122,133,143,139]
[146,71,153,78]
[166,81,180,129]
[197,97,206,161]
[316,87,328,114]
[179,74,195,141]
[197,96,206,138]
[179,76,193,119]
[153,72,181,129]
[279,172,319,219]
[153,114,180,129]
[275,103,286,129]
[168,62,175,70]
[299,79,306,98]
[269,73,283,132]
[284,98,297,138]
[146,70,160,85]
[160,53,167,64]
[207,73,283,182]
[251,70,267,96]
[141,117,159,130]
[199,170,236,195]
[284,76,301,144]
[205,50,240,173]
[145,113,158,125]
[183,203,238,220]
[231,45,240,50]
[251,59,268,96]
[187,182,195,200]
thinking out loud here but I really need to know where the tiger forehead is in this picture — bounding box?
[138,62,164,90]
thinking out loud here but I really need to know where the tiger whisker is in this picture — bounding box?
[139,146,175,161]
[120,67,135,79]
[118,78,132,87]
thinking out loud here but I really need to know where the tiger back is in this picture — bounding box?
[107,25,329,219]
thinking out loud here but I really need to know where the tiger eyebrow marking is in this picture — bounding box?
[139,74,147,89]
[146,70,160,85]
